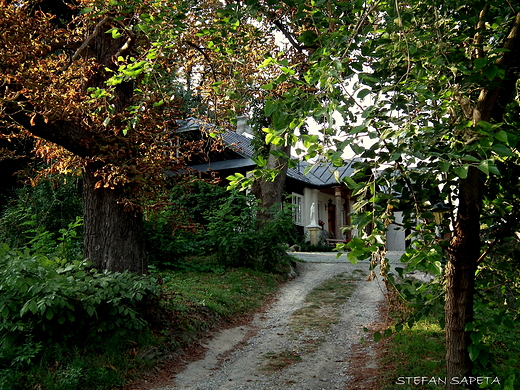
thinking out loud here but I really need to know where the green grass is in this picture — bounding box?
[379,307,520,390]
[379,316,446,390]
[263,350,303,371]
[160,266,281,316]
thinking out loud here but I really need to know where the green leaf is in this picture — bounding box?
[86,306,96,317]
[495,130,508,143]
[343,176,357,189]
[484,65,499,80]
[492,143,514,157]
[80,7,93,14]
[264,100,278,117]
[373,331,382,342]
[106,28,122,39]
[350,124,366,135]
[474,57,487,71]
[439,161,450,172]
[478,160,489,175]
[454,165,469,179]
[255,155,267,167]
[488,163,500,175]
[468,343,480,361]
[357,89,371,100]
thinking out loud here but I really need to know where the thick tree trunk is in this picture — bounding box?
[79,20,148,274]
[251,144,291,224]
[445,167,481,388]
[83,163,147,274]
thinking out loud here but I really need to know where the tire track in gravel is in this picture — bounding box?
[153,252,400,390]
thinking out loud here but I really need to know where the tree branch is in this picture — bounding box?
[57,15,113,74]
[185,41,218,81]
[473,12,520,124]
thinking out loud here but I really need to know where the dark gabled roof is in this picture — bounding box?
[222,131,358,188]
[176,117,216,133]
[289,159,357,188]
[223,131,256,159]
[180,117,358,187]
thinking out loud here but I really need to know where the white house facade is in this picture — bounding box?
[179,117,406,250]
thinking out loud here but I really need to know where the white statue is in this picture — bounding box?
[310,202,317,226]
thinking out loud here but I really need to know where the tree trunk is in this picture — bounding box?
[445,167,481,388]
[83,163,147,274]
[79,19,148,274]
[251,144,291,224]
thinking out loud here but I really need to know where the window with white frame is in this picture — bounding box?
[292,193,303,226]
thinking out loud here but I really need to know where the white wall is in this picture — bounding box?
[386,211,406,251]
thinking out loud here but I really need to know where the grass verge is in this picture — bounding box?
[157,262,283,346]
[378,316,446,390]
[378,307,519,389]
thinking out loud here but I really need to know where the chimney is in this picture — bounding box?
[236,115,253,136]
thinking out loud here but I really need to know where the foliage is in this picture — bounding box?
[295,242,334,253]
[205,191,297,271]
[215,0,520,384]
[0,176,83,257]
[0,331,157,390]
[143,180,229,266]
[0,244,159,358]
[0,242,161,389]
[465,237,520,388]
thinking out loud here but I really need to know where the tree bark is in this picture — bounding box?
[445,166,481,386]
[251,144,291,224]
[83,162,147,274]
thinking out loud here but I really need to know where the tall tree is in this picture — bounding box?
[0,0,304,272]
[0,0,207,273]
[226,1,520,386]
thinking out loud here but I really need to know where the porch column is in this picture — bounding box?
[335,187,343,240]
[345,190,352,240]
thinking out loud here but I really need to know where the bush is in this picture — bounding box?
[143,180,229,267]
[205,191,297,271]
[0,176,83,257]
[0,243,159,370]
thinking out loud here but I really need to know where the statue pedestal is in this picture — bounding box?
[307,225,320,246]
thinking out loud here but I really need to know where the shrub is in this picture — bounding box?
[205,192,297,271]
[0,243,159,370]
[0,176,83,257]
[143,180,229,267]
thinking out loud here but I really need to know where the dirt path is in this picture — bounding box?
[151,252,402,390]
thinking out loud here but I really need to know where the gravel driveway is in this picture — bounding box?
[153,251,403,390]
